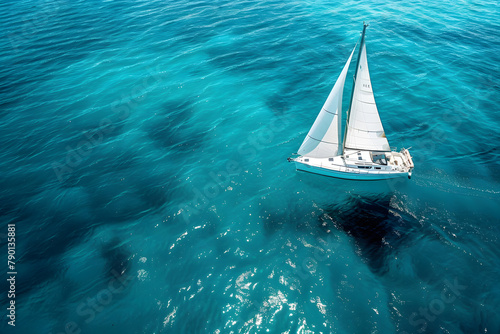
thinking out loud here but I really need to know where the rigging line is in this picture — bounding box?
[306,135,338,145]
[322,107,338,115]
[347,127,386,133]
[353,100,376,105]
[344,147,389,153]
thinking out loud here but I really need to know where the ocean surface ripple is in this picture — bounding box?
[0,0,499,333]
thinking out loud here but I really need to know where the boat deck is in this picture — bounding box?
[293,149,413,180]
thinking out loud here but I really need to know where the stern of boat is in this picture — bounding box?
[401,148,414,178]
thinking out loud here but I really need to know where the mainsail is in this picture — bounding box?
[297,47,355,158]
[344,43,390,152]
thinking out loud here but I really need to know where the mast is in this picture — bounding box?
[341,22,368,155]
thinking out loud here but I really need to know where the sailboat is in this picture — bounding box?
[288,23,414,180]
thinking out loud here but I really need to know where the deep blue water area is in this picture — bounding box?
[0,0,499,333]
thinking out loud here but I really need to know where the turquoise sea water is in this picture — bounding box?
[1,0,499,333]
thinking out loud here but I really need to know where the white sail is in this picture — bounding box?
[344,44,390,152]
[297,47,355,158]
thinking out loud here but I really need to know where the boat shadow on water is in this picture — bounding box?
[264,171,417,276]
[320,193,415,275]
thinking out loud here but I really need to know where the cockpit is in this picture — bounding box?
[370,152,387,165]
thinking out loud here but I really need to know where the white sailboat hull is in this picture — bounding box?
[295,161,409,180]
[293,149,413,180]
